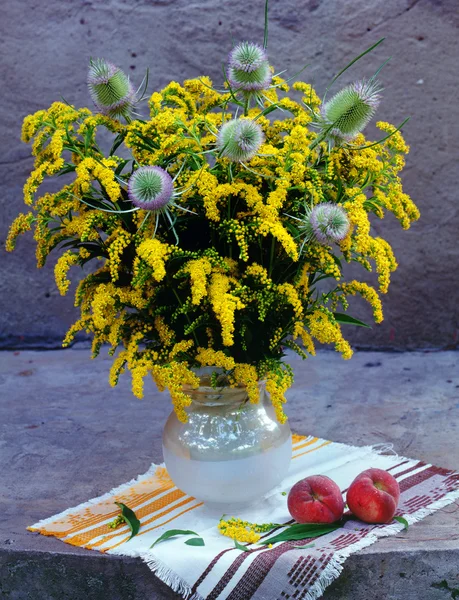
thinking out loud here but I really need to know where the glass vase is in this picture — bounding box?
[162,372,292,508]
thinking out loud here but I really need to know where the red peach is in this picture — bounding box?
[346,468,400,524]
[287,475,344,524]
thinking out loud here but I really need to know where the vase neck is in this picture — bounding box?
[183,380,250,407]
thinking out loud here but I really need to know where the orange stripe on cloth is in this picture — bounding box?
[291,433,308,445]
[62,488,188,547]
[293,437,319,452]
[33,476,176,538]
[85,495,197,550]
[293,440,332,460]
[104,501,204,552]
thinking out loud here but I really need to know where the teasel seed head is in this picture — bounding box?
[309,203,350,244]
[88,58,136,119]
[321,79,382,141]
[128,166,174,211]
[227,42,272,93]
[217,118,265,162]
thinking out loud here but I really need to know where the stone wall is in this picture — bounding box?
[1,0,457,349]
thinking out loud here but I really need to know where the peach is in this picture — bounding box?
[346,468,400,524]
[287,475,344,523]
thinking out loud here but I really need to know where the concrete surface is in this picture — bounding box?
[1,0,459,350]
[0,348,458,599]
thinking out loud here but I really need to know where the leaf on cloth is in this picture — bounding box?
[259,523,340,545]
[293,543,316,549]
[185,537,205,547]
[150,529,199,548]
[114,502,140,540]
[234,539,250,552]
[394,516,409,530]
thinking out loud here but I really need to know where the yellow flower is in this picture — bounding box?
[184,257,212,304]
[338,281,383,323]
[155,316,175,346]
[195,347,236,371]
[377,121,410,154]
[277,283,304,319]
[233,363,260,403]
[5,213,34,251]
[218,518,261,544]
[209,271,245,347]
[137,238,172,282]
[308,309,353,359]
[54,251,79,296]
[107,229,131,282]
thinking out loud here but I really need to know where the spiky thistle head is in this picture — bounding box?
[321,79,382,140]
[309,203,350,244]
[298,203,350,246]
[128,166,174,211]
[227,42,272,93]
[88,58,136,119]
[217,118,264,162]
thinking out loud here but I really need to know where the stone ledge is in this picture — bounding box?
[1,349,458,599]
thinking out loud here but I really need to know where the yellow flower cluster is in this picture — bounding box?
[54,251,79,296]
[209,271,245,346]
[338,281,384,323]
[155,316,175,346]
[152,362,200,423]
[5,213,34,251]
[277,283,304,319]
[308,309,353,360]
[184,257,212,305]
[265,367,294,424]
[8,61,419,425]
[293,322,316,355]
[107,229,132,282]
[75,157,120,202]
[233,364,260,403]
[218,517,277,544]
[136,239,172,282]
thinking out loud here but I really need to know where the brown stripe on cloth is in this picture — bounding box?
[197,463,452,600]
[222,464,446,600]
[194,461,416,595]
[205,546,266,600]
[221,539,322,600]
[399,464,447,493]
[340,460,410,495]
[290,557,318,598]
[190,547,236,596]
[191,520,295,596]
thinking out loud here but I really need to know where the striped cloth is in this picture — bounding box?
[29,434,459,600]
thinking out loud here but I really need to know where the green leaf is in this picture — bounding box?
[334,312,371,328]
[185,537,205,547]
[234,539,250,552]
[114,158,130,177]
[110,132,127,156]
[323,38,385,102]
[150,529,199,548]
[253,103,281,120]
[293,543,315,549]
[348,117,410,151]
[114,502,140,541]
[394,516,409,530]
[259,522,340,545]
[263,0,269,49]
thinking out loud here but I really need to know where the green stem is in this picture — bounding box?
[268,236,276,277]
[171,286,199,346]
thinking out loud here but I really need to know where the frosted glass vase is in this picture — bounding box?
[162,375,292,508]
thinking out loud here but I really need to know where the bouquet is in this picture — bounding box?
[6,25,419,423]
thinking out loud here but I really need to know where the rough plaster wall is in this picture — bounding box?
[0,0,458,349]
